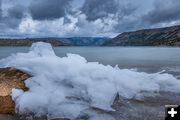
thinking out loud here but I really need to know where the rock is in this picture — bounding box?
[0,67,30,114]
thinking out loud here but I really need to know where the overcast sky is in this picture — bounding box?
[0,0,180,37]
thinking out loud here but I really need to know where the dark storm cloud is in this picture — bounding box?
[81,0,136,21]
[8,4,26,19]
[143,0,180,24]
[29,0,72,20]
[0,0,2,18]
[0,0,180,37]
[0,17,21,28]
[0,1,25,30]
[81,0,118,21]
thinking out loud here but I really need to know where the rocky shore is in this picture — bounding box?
[1,67,180,120]
[0,67,30,114]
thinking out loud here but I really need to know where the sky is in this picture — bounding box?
[0,0,180,38]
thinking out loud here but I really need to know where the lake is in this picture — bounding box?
[1,45,180,120]
[1,46,180,73]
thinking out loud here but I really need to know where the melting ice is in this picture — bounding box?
[0,42,180,119]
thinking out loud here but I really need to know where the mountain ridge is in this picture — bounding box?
[103,25,180,46]
[60,37,110,46]
[0,37,109,46]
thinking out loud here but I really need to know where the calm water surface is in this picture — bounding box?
[1,47,180,119]
[0,46,180,72]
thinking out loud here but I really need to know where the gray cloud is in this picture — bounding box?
[0,0,2,18]
[0,17,21,29]
[81,0,136,21]
[81,0,118,21]
[143,0,180,25]
[8,4,26,19]
[0,0,180,37]
[29,0,72,20]
[0,0,26,30]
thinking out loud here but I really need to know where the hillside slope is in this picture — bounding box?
[104,25,180,46]
[61,37,110,46]
[0,37,109,46]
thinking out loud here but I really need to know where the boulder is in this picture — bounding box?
[0,67,30,114]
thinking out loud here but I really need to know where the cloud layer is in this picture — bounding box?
[29,0,72,20]
[0,0,180,37]
[143,0,180,25]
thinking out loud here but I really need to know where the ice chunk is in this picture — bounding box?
[0,42,180,119]
[30,42,55,56]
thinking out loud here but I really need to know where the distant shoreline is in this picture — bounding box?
[1,25,180,47]
[0,39,70,46]
[0,37,109,46]
[0,38,180,47]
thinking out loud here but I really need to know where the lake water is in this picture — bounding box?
[1,46,180,120]
[1,46,180,70]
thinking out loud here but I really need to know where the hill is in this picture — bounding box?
[103,25,180,46]
[0,37,109,46]
[61,37,110,46]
